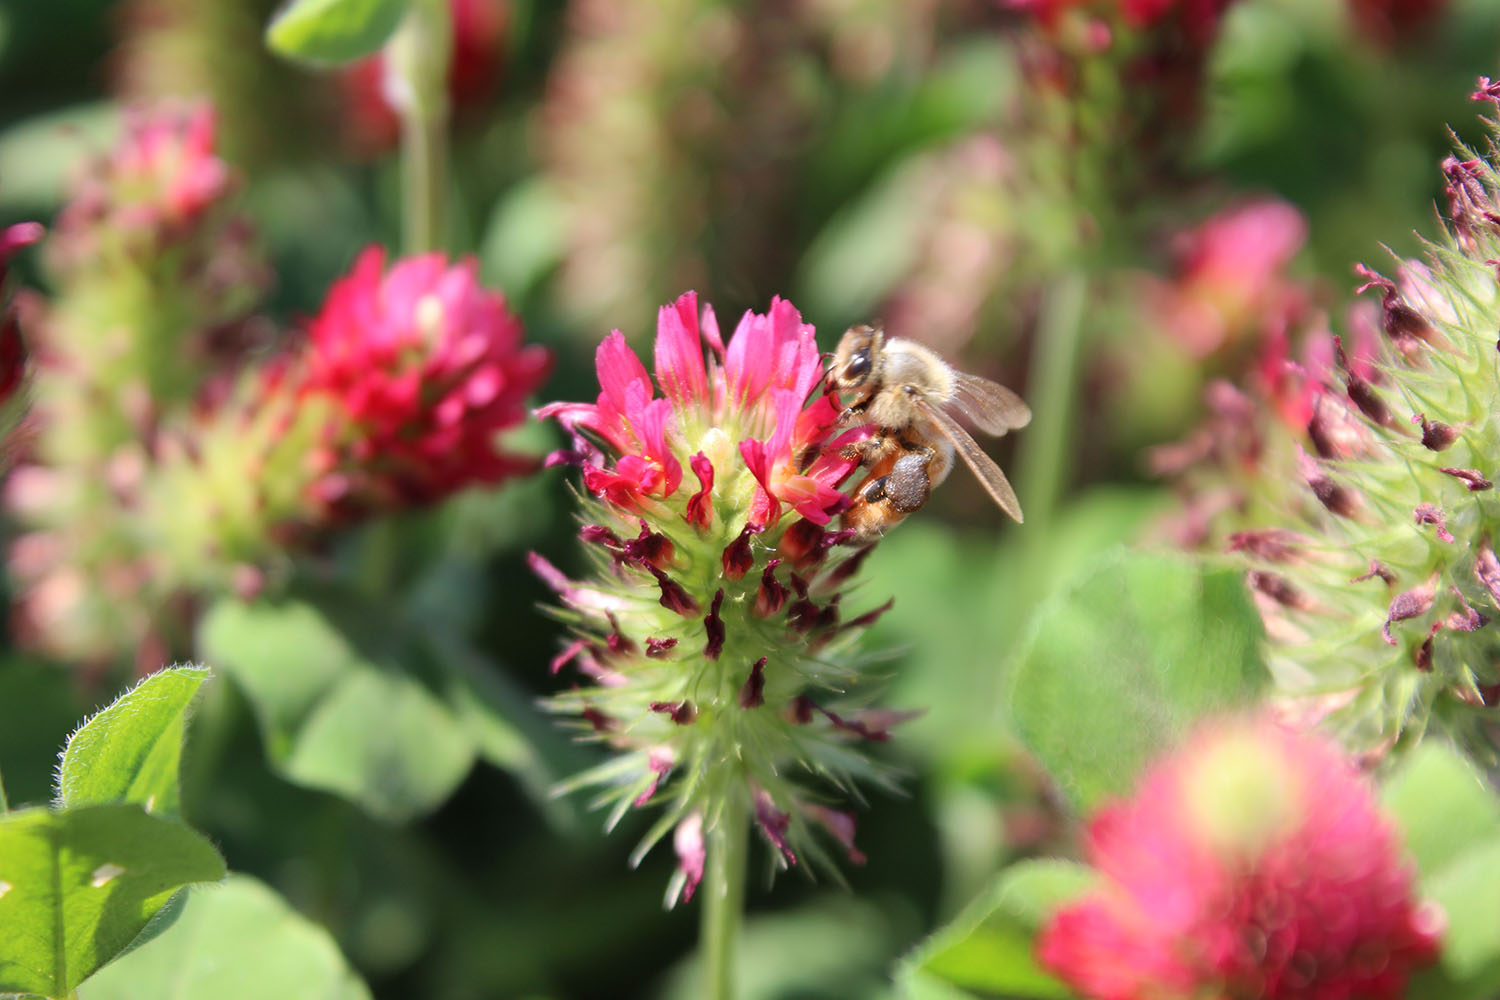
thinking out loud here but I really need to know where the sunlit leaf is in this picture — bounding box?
[265,0,410,65]
[199,597,475,822]
[81,875,372,1000]
[0,804,225,997]
[57,666,211,818]
[1385,743,1500,1000]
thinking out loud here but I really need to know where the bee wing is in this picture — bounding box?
[951,372,1031,437]
[916,398,1024,523]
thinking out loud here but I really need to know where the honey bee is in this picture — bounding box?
[826,324,1031,540]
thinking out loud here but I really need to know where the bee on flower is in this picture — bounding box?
[535,292,918,902]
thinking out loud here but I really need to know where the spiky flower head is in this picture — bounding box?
[1190,85,1500,762]
[536,291,907,903]
[7,101,270,668]
[1038,717,1442,1000]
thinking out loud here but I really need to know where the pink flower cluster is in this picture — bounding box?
[50,102,234,263]
[1147,199,1309,360]
[541,291,858,529]
[291,246,551,513]
[535,292,906,898]
[1039,719,1441,1000]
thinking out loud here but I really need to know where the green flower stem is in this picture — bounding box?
[702,792,748,1000]
[1015,271,1087,543]
[0,765,8,813]
[388,0,452,255]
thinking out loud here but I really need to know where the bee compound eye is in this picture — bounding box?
[845,349,871,381]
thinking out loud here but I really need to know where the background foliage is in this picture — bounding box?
[3,0,1500,997]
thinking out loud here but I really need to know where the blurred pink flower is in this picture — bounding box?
[52,102,229,252]
[44,101,268,326]
[1038,718,1441,1000]
[339,0,508,152]
[1150,199,1308,359]
[294,245,551,512]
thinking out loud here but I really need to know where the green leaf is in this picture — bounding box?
[897,860,1095,1000]
[1008,549,1269,811]
[265,0,410,65]
[0,804,225,997]
[199,597,475,822]
[420,628,584,826]
[80,874,372,1000]
[479,178,568,302]
[1384,743,1500,1000]
[57,667,211,818]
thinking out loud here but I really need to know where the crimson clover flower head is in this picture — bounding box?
[1186,89,1500,760]
[1039,718,1442,1000]
[290,245,552,515]
[51,101,230,262]
[535,291,905,904]
[46,100,268,325]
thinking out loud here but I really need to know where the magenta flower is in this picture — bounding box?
[44,100,268,336]
[1147,199,1309,358]
[1038,719,1441,1000]
[292,245,552,513]
[541,292,857,528]
[50,101,234,263]
[537,292,903,903]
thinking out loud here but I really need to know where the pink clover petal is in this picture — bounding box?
[685,452,715,529]
[654,291,710,410]
[673,814,706,905]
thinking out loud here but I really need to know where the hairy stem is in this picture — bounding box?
[388,0,452,254]
[701,792,748,1000]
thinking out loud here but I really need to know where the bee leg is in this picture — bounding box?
[882,450,933,514]
[841,433,890,465]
